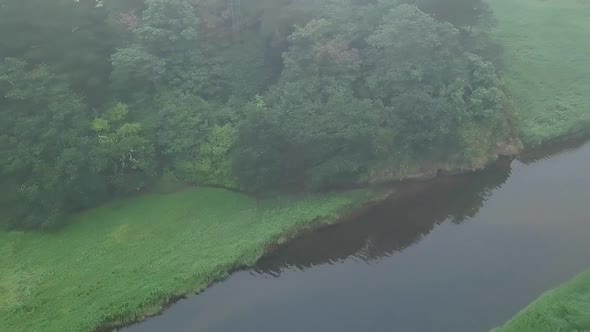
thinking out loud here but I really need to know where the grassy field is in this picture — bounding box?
[491,0,590,146]
[0,187,380,331]
[494,270,590,332]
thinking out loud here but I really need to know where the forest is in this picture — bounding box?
[0,0,513,230]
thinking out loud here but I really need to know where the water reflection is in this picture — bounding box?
[255,161,512,276]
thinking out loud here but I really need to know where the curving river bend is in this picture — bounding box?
[122,139,590,332]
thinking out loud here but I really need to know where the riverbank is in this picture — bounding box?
[0,187,384,331]
[494,270,590,332]
[490,0,590,146]
[489,1,590,329]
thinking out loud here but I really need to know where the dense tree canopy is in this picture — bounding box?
[0,0,512,229]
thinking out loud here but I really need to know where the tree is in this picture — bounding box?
[0,59,101,228]
[0,0,123,104]
[91,103,156,193]
[234,81,382,190]
[232,5,386,190]
[0,0,510,229]
[151,91,237,187]
[364,4,463,101]
[364,4,505,156]
[110,44,165,101]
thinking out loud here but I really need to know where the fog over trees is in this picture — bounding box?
[0,0,509,229]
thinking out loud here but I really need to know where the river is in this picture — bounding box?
[121,139,590,332]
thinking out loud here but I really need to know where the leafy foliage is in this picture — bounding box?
[153,92,237,187]
[233,2,509,189]
[0,59,100,228]
[0,0,123,104]
[91,103,156,192]
[0,0,511,228]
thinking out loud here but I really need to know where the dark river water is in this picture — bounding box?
[122,139,590,332]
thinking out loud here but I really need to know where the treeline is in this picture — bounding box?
[0,0,511,229]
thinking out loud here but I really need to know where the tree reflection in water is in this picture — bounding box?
[255,160,512,276]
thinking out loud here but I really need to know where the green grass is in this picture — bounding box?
[492,4,590,327]
[491,0,590,146]
[0,187,381,331]
[494,270,590,332]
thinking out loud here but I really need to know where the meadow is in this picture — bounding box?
[491,0,590,146]
[494,270,590,332]
[0,187,380,331]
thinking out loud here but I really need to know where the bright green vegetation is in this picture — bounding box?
[491,0,590,146]
[490,1,590,329]
[0,0,511,230]
[494,270,590,332]
[0,187,380,331]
